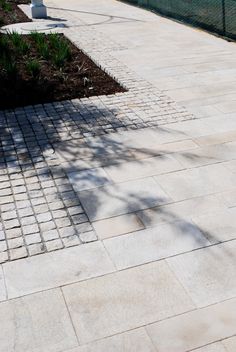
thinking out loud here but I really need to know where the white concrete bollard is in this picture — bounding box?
[31,0,47,19]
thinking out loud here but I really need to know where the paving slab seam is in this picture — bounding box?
[60,286,81,347]
[146,298,236,352]
[103,233,236,282]
[101,239,120,271]
[151,184,236,209]
[3,237,236,303]
[165,256,199,309]
[60,325,159,352]
[186,336,236,352]
[91,192,231,231]
[58,292,236,349]
[144,326,159,352]
[127,294,236,335]
[102,238,212,274]
[0,263,8,301]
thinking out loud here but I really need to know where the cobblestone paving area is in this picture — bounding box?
[0,118,94,262]
[0,18,195,263]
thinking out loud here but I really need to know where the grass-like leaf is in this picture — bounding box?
[26,59,40,78]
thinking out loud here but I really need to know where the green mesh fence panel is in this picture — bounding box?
[123,0,236,40]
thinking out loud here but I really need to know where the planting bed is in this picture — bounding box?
[0,0,31,26]
[0,32,126,110]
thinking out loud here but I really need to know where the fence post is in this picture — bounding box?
[222,0,226,35]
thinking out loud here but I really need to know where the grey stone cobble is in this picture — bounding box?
[0,230,5,241]
[62,235,81,248]
[0,242,7,252]
[42,229,59,241]
[0,251,8,263]
[0,154,93,262]
[80,230,97,244]
[7,237,24,250]
[45,239,64,252]
[5,228,22,240]
[28,243,45,256]
[9,246,27,261]
[21,216,37,226]
[25,233,42,245]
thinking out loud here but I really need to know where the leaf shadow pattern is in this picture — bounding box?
[0,99,227,254]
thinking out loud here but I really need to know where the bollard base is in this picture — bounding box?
[30,3,47,19]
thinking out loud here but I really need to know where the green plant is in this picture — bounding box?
[38,42,50,60]
[51,47,70,68]
[5,60,16,76]
[0,0,12,12]
[30,32,51,60]
[48,32,61,48]
[9,31,30,54]
[30,31,45,45]
[0,55,17,77]
[9,31,21,45]
[26,59,40,78]
[49,34,71,68]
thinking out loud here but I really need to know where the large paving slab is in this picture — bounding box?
[67,168,112,192]
[0,288,78,352]
[79,177,171,221]
[155,163,235,202]
[137,194,227,228]
[3,241,115,299]
[146,297,236,352]
[193,207,236,244]
[84,126,190,155]
[167,240,236,307]
[194,130,236,147]
[93,213,144,240]
[169,116,236,138]
[64,328,156,352]
[103,220,209,269]
[174,142,236,168]
[62,260,195,344]
[104,154,183,183]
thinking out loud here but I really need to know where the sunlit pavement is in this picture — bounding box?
[1,1,236,351]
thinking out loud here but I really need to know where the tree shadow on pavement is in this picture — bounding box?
[0,99,225,249]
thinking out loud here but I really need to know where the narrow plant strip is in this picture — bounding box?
[0,32,126,109]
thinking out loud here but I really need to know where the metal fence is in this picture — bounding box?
[123,0,236,41]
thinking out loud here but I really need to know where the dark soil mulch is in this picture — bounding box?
[0,34,126,110]
[0,1,31,26]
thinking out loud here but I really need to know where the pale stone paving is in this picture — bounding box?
[0,6,194,262]
[1,0,236,351]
